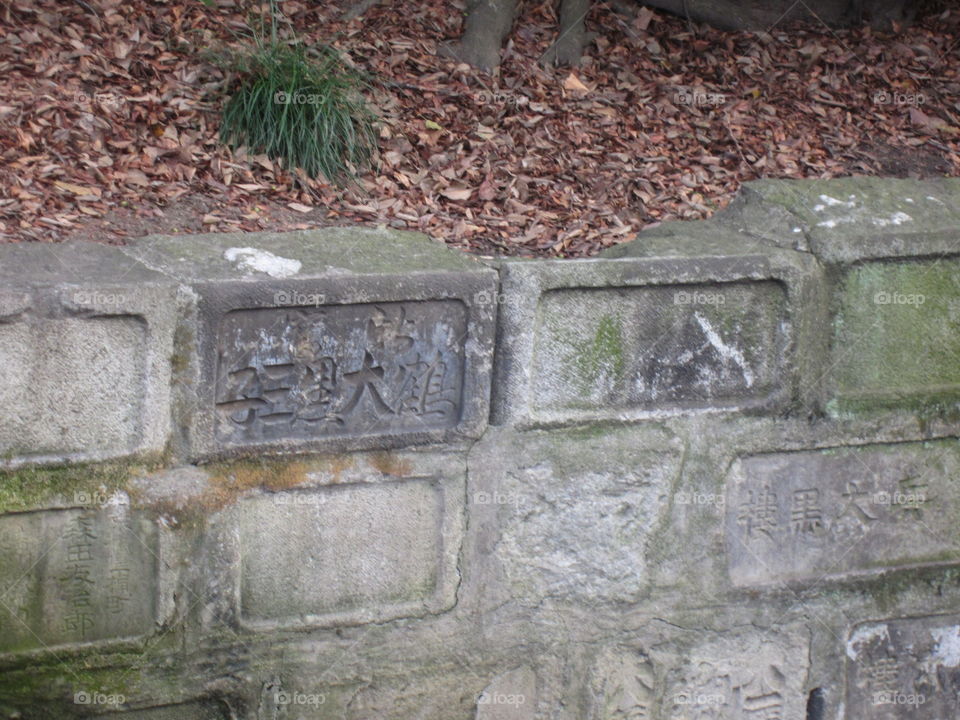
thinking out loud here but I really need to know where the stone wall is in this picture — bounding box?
[0,177,959,719]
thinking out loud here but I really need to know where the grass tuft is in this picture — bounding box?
[215,41,378,185]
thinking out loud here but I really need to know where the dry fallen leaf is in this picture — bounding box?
[54,181,100,197]
[562,73,590,93]
[635,7,655,31]
[440,184,473,201]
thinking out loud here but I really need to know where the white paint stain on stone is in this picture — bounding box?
[874,212,912,227]
[929,626,960,668]
[814,194,857,212]
[224,247,302,278]
[846,623,890,660]
[694,313,754,387]
[816,211,912,229]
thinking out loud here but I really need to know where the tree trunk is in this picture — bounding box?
[542,0,591,66]
[444,0,914,72]
[440,0,517,72]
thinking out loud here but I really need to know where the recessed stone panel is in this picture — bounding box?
[236,475,463,630]
[0,317,146,459]
[830,259,960,413]
[215,301,467,446]
[532,281,784,414]
[726,439,960,587]
[846,615,960,719]
[0,242,178,468]
[0,504,157,655]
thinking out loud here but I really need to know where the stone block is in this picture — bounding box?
[464,425,683,606]
[495,232,824,426]
[716,177,960,413]
[725,439,960,587]
[205,452,465,630]
[0,242,178,467]
[0,501,157,656]
[122,228,496,460]
[721,177,960,263]
[846,614,960,719]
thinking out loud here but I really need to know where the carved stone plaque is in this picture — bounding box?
[846,615,960,719]
[0,504,157,654]
[214,301,467,447]
[726,440,960,586]
[662,630,808,720]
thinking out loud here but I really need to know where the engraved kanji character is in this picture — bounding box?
[861,657,900,695]
[340,351,395,417]
[63,611,95,638]
[737,486,779,539]
[66,542,94,563]
[65,515,97,542]
[106,570,132,614]
[368,306,416,354]
[838,481,879,522]
[790,488,824,534]
[296,357,342,424]
[895,475,928,519]
[743,691,783,719]
[60,564,95,595]
[399,351,457,421]
[107,567,131,603]
[218,365,268,426]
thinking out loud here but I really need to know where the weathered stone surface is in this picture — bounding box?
[586,647,655,720]
[122,228,496,460]
[495,237,824,425]
[726,439,960,587]
[829,258,960,413]
[718,177,960,263]
[346,670,483,720]
[660,628,809,720]
[846,614,960,719]
[199,452,465,630]
[464,425,683,606]
[476,667,536,720]
[0,242,178,467]
[0,502,157,655]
